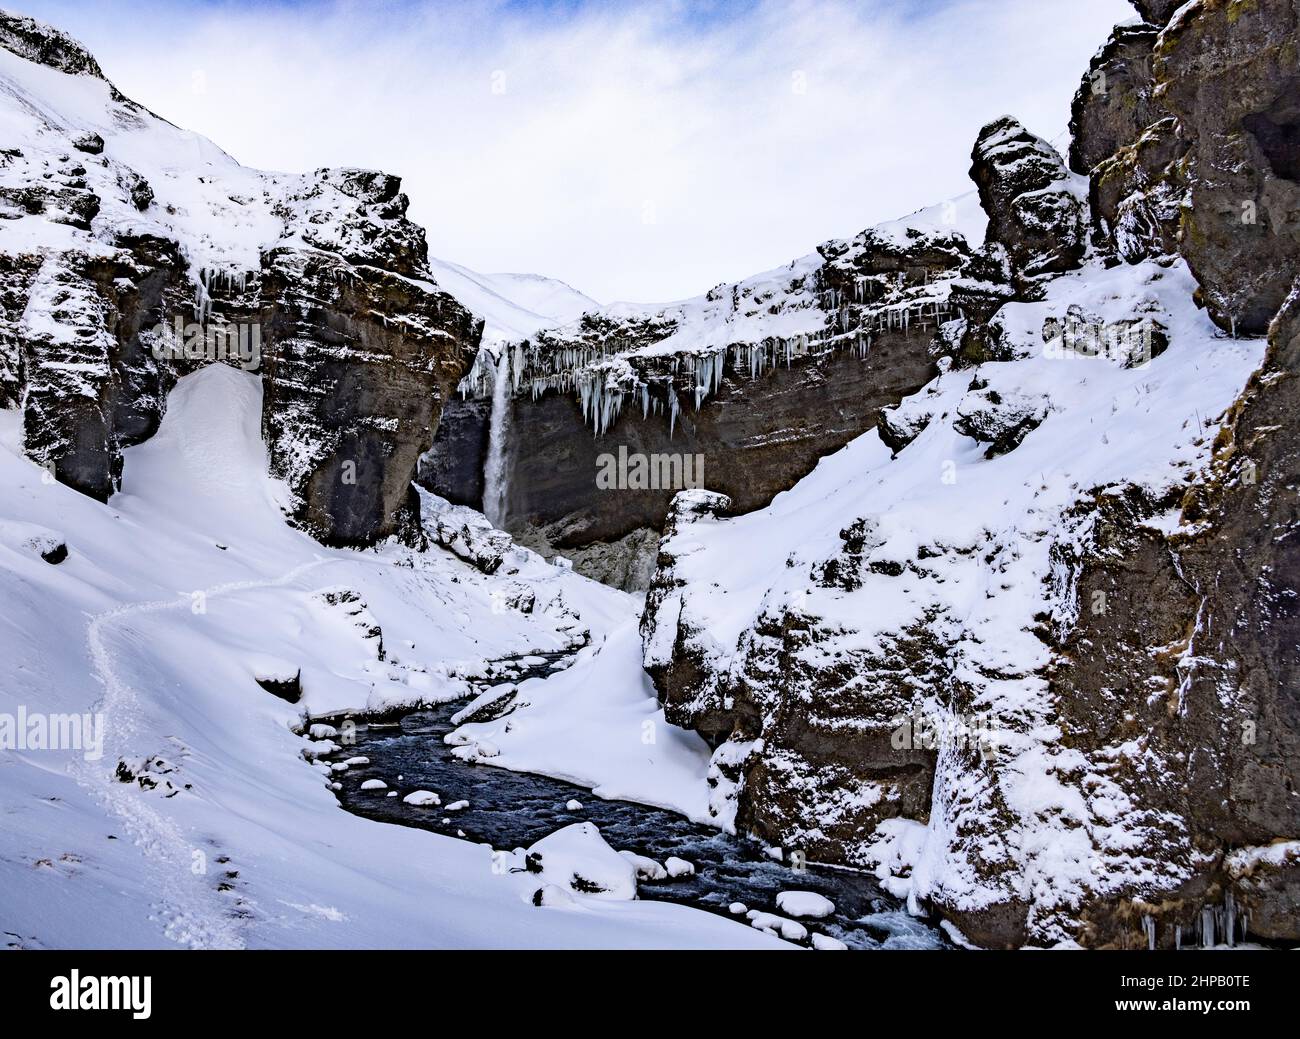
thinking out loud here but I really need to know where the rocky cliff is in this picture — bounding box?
[638,0,1300,948]
[421,198,986,588]
[0,11,481,544]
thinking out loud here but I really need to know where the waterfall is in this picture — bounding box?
[483,350,512,529]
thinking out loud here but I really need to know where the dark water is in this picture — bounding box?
[321,658,946,950]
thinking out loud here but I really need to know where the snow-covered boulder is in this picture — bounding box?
[618,851,667,882]
[969,117,1087,289]
[524,822,637,901]
[664,856,695,879]
[746,911,807,942]
[775,891,835,919]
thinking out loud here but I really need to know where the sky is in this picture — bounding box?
[11,0,1134,303]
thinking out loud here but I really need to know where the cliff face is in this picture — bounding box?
[0,12,480,542]
[422,200,985,589]
[638,0,1300,948]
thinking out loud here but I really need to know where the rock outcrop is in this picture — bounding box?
[638,1,1300,950]
[0,18,480,541]
[1038,279,1300,948]
[1069,23,1163,178]
[969,117,1088,291]
[422,208,979,588]
[1155,0,1300,334]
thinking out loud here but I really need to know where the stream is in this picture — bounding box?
[321,656,947,950]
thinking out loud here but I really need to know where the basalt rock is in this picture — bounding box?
[1155,0,1300,334]
[970,117,1088,291]
[1089,117,1189,263]
[1041,281,1300,948]
[1070,23,1163,177]
[1,19,481,542]
[952,385,1049,458]
[0,10,108,79]
[17,238,188,500]
[423,221,970,588]
[1131,0,1187,26]
[258,245,479,546]
[945,243,1017,365]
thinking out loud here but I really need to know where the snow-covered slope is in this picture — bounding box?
[425,258,598,348]
[639,255,1266,946]
[0,363,781,949]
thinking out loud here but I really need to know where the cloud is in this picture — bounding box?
[12,0,1133,302]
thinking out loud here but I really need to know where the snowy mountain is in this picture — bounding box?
[2,0,1299,952]
[423,259,599,348]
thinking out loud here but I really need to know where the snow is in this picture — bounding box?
[618,851,668,881]
[775,891,836,919]
[1225,841,1300,879]
[746,911,808,942]
[643,256,1266,943]
[810,933,849,951]
[424,258,598,349]
[2,14,1270,951]
[0,361,782,949]
[521,822,637,901]
[0,38,595,367]
[450,620,716,821]
[565,799,583,811]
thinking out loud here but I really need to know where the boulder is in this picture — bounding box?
[970,117,1088,289]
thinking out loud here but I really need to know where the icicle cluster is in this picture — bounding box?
[454,242,967,435]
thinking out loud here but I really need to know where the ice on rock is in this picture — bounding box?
[810,933,849,951]
[525,822,638,900]
[445,800,469,812]
[308,723,338,740]
[565,799,583,811]
[359,779,387,791]
[775,891,835,919]
[728,902,748,915]
[402,790,441,806]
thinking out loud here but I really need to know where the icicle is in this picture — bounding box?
[1142,914,1156,951]
[1201,906,1215,948]
[1175,924,1182,951]
[1225,891,1236,948]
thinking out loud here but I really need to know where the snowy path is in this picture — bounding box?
[75,557,331,949]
